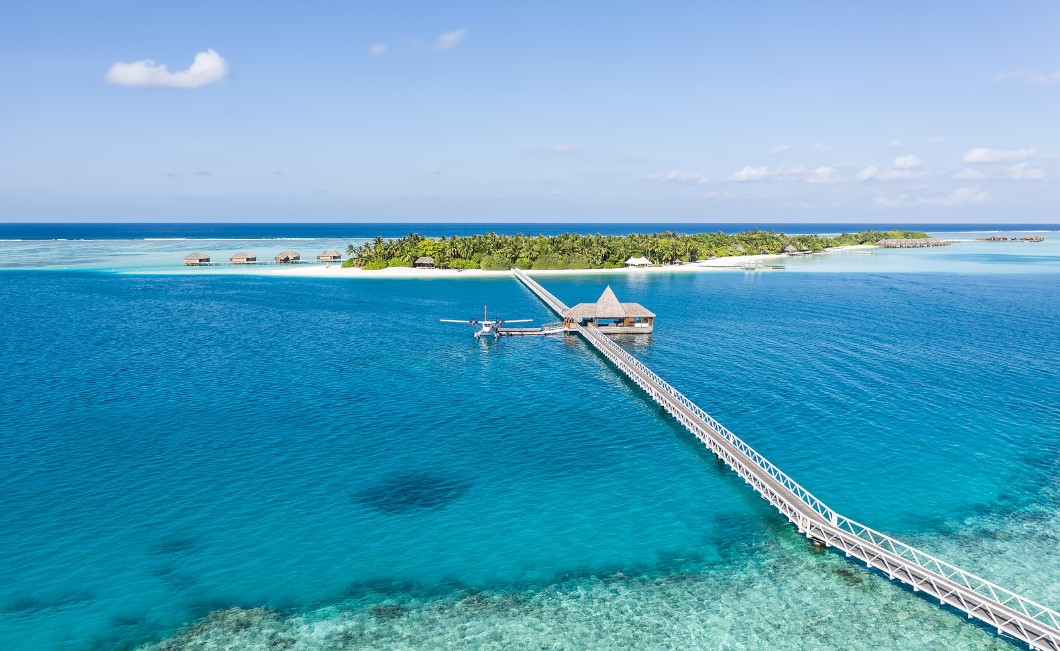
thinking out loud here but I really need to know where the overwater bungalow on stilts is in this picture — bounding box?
[183,252,210,266]
[562,286,655,334]
[317,249,341,262]
[275,250,301,263]
[230,251,256,264]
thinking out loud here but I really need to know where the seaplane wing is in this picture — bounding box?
[440,319,473,323]
[501,319,533,323]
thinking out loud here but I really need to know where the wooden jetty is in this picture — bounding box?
[877,238,954,248]
[511,267,1060,651]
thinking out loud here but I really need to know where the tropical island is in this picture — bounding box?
[343,229,929,270]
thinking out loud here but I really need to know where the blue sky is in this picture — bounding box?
[0,1,1057,222]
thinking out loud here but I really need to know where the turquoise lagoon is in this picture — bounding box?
[0,230,1058,649]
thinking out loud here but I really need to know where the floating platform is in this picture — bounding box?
[497,322,567,336]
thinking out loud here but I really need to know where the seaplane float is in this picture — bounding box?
[440,306,532,338]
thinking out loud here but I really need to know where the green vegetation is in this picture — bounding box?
[346,229,927,270]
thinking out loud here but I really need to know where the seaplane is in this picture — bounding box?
[440,306,533,338]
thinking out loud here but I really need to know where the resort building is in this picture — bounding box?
[183,252,210,266]
[317,249,341,262]
[624,256,653,267]
[230,251,256,264]
[783,245,798,255]
[414,256,435,268]
[275,250,301,263]
[563,286,655,334]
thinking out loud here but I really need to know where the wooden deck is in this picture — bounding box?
[512,267,1060,651]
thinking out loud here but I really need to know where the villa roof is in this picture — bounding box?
[563,286,656,320]
[276,250,300,258]
[783,245,797,253]
[320,249,339,256]
[231,251,254,258]
[184,252,209,260]
[415,256,434,264]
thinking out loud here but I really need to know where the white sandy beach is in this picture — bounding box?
[243,249,872,279]
[136,245,875,278]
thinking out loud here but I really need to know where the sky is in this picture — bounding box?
[0,1,1058,223]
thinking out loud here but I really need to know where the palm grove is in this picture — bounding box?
[343,229,926,270]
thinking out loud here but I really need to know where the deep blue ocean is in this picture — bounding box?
[1,224,1058,650]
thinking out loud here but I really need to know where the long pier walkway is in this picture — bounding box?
[512,268,1060,651]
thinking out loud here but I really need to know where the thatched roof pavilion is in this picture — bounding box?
[230,251,256,263]
[317,249,341,262]
[183,252,210,266]
[275,250,301,263]
[414,256,435,268]
[563,286,655,333]
[783,245,798,254]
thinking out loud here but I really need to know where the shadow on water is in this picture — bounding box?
[353,473,474,514]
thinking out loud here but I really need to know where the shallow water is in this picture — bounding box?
[0,233,1057,650]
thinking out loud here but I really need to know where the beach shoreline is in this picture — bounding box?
[140,246,874,279]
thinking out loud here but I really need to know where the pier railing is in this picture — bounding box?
[511,267,1060,650]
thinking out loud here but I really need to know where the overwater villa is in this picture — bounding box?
[317,249,341,262]
[183,252,210,266]
[230,251,256,264]
[563,286,655,334]
[275,250,301,263]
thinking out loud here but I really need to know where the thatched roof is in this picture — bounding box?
[783,245,798,253]
[231,251,254,259]
[319,249,340,257]
[275,250,300,261]
[732,244,745,253]
[184,252,209,261]
[415,256,434,264]
[563,286,656,320]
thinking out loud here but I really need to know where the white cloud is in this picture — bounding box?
[436,28,468,50]
[892,155,923,170]
[811,143,831,153]
[727,164,839,183]
[857,156,927,181]
[645,170,710,185]
[887,139,905,149]
[1005,163,1046,180]
[769,144,790,154]
[938,186,990,205]
[729,166,772,182]
[953,168,990,180]
[105,49,229,88]
[856,165,879,182]
[369,43,388,56]
[997,71,1060,87]
[963,147,1036,163]
[872,193,910,207]
[805,166,840,183]
[873,185,990,207]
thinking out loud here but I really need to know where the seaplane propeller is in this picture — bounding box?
[440,306,533,338]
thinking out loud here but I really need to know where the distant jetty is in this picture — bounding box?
[974,234,1045,243]
[876,238,955,249]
